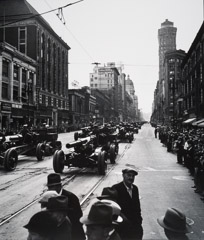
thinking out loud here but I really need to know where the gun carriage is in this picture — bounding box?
[117,123,134,143]
[74,126,92,141]
[0,127,61,171]
[53,135,107,175]
[75,124,119,164]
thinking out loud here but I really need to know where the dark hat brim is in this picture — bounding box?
[80,215,114,226]
[47,182,62,187]
[97,195,117,201]
[157,216,191,233]
[122,169,138,175]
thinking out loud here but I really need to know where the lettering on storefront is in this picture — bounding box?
[1,102,12,112]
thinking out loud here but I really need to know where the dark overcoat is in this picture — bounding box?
[62,189,85,240]
[112,182,143,240]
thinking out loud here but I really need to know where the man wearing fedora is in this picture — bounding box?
[47,173,85,240]
[157,207,193,240]
[112,167,143,240]
[80,201,121,240]
[97,187,129,240]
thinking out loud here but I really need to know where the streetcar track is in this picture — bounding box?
[0,144,129,226]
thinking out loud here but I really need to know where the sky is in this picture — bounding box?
[27,0,203,115]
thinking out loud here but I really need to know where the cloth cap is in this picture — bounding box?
[101,199,123,223]
[47,173,61,187]
[39,191,59,203]
[24,211,58,237]
[122,167,138,176]
[157,208,193,233]
[97,187,118,201]
[80,201,114,225]
[47,196,68,211]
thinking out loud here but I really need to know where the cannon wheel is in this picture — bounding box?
[74,132,79,141]
[36,143,45,161]
[53,150,65,173]
[4,149,18,171]
[98,151,107,175]
[109,144,116,164]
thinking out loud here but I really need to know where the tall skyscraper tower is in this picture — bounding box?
[158,19,177,82]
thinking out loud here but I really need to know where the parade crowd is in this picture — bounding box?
[156,124,204,199]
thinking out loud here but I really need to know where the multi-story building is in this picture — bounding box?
[126,75,137,121]
[158,19,177,82]
[0,0,70,128]
[163,49,186,126]
[182,21,204,121]
[89,62,120,121]
[152,19,177,125]
[0,42,37,132]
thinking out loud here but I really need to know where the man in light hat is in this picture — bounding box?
[47,173,85,240]
[39,190,59,210]
[80,201,121,240]
[112,167,143,240]
[157,207,193,240]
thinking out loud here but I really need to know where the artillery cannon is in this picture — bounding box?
[0,127,61,171]
[53,136,107,175]
[74,126,92,141]
[117,124,134,143]
[75,124,119,164]
[35,127,62,161]
[95,125,119,164]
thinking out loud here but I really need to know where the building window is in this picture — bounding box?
[14,65,19,81]
[3,60,9,77]
[21,84,27,103]
[42,95,46,105]
[13,86,19,101]
[2,82,9,99]
[19,27,27,54]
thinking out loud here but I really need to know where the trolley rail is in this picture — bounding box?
[0,143,130,227]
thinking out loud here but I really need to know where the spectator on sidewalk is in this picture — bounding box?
[24,210,70,240]
[39,190,59,210]
[47,173,85,240]
[157,207,193,240]
[80,201,121,240]
[97,187,128,240]
[112,167,143,240]
[47,195,72,240]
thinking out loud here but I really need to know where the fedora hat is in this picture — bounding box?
[101,199,123,223]
[122,167,138,176]
[97,187,118,201]
[47,196,68,211]
[47,173,61,187]
[39,190,59,204]
[157,208,192,233]
[80,201,114,225]
[24,211,58,236]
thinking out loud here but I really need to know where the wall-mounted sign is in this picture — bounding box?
[1,102,12,112]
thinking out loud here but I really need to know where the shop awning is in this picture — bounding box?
[182,118,196,124]
[192,118,204,126]
[197,122,204,128]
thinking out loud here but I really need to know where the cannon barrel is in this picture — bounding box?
[66,138,88,149]
[8,134,23,142]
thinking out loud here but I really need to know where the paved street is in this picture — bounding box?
[0,123,204,239]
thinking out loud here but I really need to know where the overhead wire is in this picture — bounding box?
[0,0,84,28]
[43,0,95,63]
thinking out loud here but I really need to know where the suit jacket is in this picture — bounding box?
[112,182,143,227]
[62,189,85,240]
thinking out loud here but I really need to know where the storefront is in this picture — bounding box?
[0,102,12,133]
